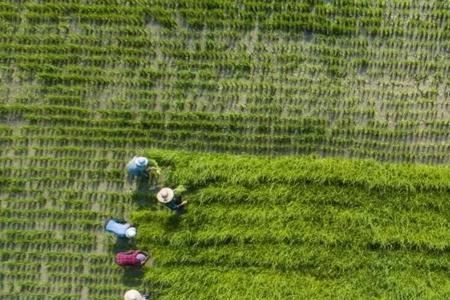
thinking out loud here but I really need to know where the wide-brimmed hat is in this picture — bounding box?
[157,188,174,203]
[125,227,136,238]
[135,157,148,167]
[124,289,144,300]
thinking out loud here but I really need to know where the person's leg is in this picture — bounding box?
[127,173,134,184]
[174,196,187,208]
[139,168,149,178]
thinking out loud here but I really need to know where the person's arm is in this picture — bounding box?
[112,218,127,224]
[175,200,188,209]
[140,251,149,264]
[147,159,161,178]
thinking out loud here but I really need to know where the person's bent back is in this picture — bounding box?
[105,219,136,239]
[116,250,148,266]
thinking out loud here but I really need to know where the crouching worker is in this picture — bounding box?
[127,156,150,178]
[124,289,150,300]
[127,156,161,178]
[156,186,187,212]
[116,250,149,266]
[127,156,161,187]
[105,219,136,239]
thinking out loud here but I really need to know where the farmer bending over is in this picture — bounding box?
[157,186,187,212]
[116,250,149,266]
[105,219,136,239]
[127,156,149,178]
[127,156,161,187]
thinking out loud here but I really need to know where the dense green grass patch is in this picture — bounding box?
[134,150,450,299]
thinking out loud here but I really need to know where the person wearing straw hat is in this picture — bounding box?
[156,186,187,212]
[105,219,137,239]
[127,156,150,177]
[124,289,150,300]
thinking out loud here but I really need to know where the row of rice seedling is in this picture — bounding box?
[0,151,136,298]
[7,121,450,163]
[10,136,448,166]
[7,99,446,161]
[21,117,326,135]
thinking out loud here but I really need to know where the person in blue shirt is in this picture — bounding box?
[127,156,149,177]
[105,219,137,239]
[126,156,161,188]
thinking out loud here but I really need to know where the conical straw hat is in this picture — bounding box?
[157,188,174,203]
[135,157,148,167]
[124,289,144,300]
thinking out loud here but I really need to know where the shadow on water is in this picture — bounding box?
[163,213,182,231]
[121,266,146,287]
[131,176,159,210]
[304,29,314,42]
[136,176,151,193]
[111,236,137,254]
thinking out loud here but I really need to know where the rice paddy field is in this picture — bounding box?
[0,0,450,299]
